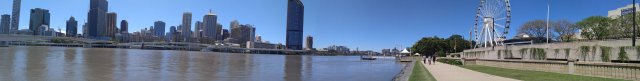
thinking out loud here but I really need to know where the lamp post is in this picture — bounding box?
[634,0,637,46]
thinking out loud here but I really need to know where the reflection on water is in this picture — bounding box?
[0,46,404,81]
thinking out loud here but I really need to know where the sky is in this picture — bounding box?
[0,0,633,52]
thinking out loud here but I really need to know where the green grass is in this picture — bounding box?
[460,65,629,81]
[409,61,437,81]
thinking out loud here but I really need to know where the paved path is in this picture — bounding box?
[422,61,520,81]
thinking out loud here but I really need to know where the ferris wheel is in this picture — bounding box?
[473,0,511,48]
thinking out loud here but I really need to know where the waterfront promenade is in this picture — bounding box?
[422,61,519,81]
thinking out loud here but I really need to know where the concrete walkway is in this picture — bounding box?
[422,61,520,81]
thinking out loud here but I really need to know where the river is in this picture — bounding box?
[0,46,405,81]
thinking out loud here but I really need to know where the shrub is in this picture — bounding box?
[601,46,611,62]
[579,46,590,60]
[437,58,462,65]
[618,47,629,62]
[520,48,528,59]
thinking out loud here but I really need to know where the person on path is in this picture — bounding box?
[423,55,427,64]
[432,54,437,65]
[427,55,432,65]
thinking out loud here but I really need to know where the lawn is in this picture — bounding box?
[460,65,630,81]
[409,61,437,81]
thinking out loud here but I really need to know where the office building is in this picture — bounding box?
[29,8,50,35]
[11,0,21,34]
[106,12,117,38]
[230,24,255,46]
[169,26,178,42]
[230,20,239,28]
[1,14,9,34]
[286,0,304,50]
[66,17,78,37]
[203,11,218,40]
[608,4,640,19]
[154,21,166,37]
[305,35,313,50]
[195,21,203,38]
[182,12,192,41]
[87,0,108,39]
[215,23,222,40]
[121,20,128,33]
[222,29,229,40]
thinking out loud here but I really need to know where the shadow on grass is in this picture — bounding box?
[460,65,630,81]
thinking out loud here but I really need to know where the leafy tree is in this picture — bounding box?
[411,37,448,56]
[577,16,612,40]
[552,20,579,42]
[610,13,640,38]
[518,20,548,37]
[445,34,471,53]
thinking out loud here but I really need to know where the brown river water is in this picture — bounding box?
[0,46,404,81]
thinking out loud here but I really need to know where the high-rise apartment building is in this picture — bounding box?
[11,0,21,34]
[29,8,50,35]
[154,21,166,37]
[87,0,108,39]
[106,12,117,38]
[0,14,9,34]
[121,20,128,33]
[182,12,192,41]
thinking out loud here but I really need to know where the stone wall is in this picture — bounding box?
[463,39,640,62]
[465,59,640,80]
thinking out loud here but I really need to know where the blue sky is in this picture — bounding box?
[0,0,633,52]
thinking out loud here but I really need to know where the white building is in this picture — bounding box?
[608,4,640,19]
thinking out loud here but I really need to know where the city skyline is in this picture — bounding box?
[0,0,635,52]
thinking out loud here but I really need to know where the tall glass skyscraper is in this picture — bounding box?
[88,0,108,39]
[203,11,217,40]
[66,17,78,37]
[286,0,304,50]
[11,0,21,34]
[182,12,192,41]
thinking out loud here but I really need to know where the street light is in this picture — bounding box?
[634,0,637,46]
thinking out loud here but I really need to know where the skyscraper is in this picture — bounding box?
[305,35,313,50]
[231,24,255,46]
[82,22,87,37]
[1,14,10,34]
[230,20,239,28]
[154,21,166,37]
[203,11,218,40]
[29,8,50,35]
[11,0,21,34]
[169,26,177,42]
[286,0,305,50]
[195,21,203,38]
[106,12,117,38]
[87,0,108,39]
[121,20,128,33]
[215,23,222,41]
[66,17,78,37]
[222,29,229,40]
[182,12,192,41]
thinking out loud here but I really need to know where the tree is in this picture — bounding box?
[411,37,448,56]
[577,16,612,40]
[445,34,471,53]
[552,20,579,42]
[518,20,548,37]
[611,13,639,38]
